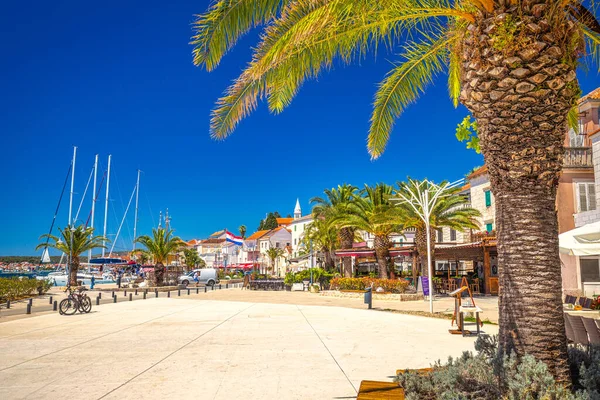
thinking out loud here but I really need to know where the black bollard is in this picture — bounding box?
[26,304,31,314]
[226,283,228,289]
[28,298,33,306]
[113,296,117,303]
[178,290,181,296]
[168,291,171,298]
[112,291,115,298]
[53,301,57,311]
[219,284,222,290]
[49,296,53,304]
[129,293,132,301]
[96,297,100,306]
[196,288,199,294]
[135,289,138,295]
[187,289,190,295]
[143,292,147,299]
[6,300,10,309]
[98,292,102,299]
[124,290,127,297]
[204,286,207,293]
[155,290,158,298]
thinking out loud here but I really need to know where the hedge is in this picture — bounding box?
[330,277,409,293]
[0,278,54,303]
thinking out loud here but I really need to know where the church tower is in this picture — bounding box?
[294,198,302,220]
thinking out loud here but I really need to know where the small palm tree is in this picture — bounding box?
[335,183,405,279]
[36,225,108,286]
[239,225,247,238]
[182,248,201,271]
[311,184,358,277]
[265,247,284,275]
[300,216,339,271]
[135,228,185,286]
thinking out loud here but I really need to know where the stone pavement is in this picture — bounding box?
[0,298,497,399]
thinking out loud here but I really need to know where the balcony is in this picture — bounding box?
[564,147,593,169]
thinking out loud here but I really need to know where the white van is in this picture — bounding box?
[178,268,219,287]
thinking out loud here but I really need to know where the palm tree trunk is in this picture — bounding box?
[339,228,354,277]
[154,262,165,287]
[374,235,389,279]
[459,3,578,382]
[415,228,436,278]
[69,255,80,287]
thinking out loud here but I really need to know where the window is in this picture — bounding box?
[437,229,443,243]
[485,223,493,233]
[450,229,457,241]
[484,190,492,207]
[275,242,280,248]
[581,258,600,282]
[576,182,596,212]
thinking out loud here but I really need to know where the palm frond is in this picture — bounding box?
[191,0,286,71]
[448,41,461,108]
[368,32,453,159]
[568,105,580,132]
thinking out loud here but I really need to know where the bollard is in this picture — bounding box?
[178,290,181,296]
[364,287,372,310]
[96,297,100,306]
[98,292,102,299]
[112,291,115,298]
[168,291,171,298]
[219,284,222,290]
[113,296,117,303]
[155,289,158,298]
[187,289,190,295]
[129,293,132,301]
[49,296,53,305]
[204,286,207,293]
[6,300,10,309]
[28,298,33,306]
[226,283,228,289]
[27,304,31,314]
[135,289,138,295]
[196,288,199,294]
[143,292,147,299]
[53,301,57,311]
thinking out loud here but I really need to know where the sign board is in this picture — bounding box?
[417,276,430,296]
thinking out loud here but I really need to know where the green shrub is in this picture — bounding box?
[397,335,600,399]
[0,278,54,303]
[330,277,409,293]
[284,268,336,288]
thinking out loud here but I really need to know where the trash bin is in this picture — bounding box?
[364,287,372,309]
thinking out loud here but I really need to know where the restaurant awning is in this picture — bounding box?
[559,221,600,256]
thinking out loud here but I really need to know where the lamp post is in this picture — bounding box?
[393,178,464,313]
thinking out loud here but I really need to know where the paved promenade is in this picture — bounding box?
[0,297,497,399]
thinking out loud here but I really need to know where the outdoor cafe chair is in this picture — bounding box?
[581,298,593,309]
[578,297,589,307]
[469,278,480,294]
[564,313,575,343]
[564,295,576,305]
[566,314,589,346]
[581,317,600,345]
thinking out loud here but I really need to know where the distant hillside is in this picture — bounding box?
[0,256,63,264]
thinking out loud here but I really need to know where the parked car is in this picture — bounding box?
[178,268,219,287]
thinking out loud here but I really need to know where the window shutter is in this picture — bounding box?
[588,184,596,211]
[578,183,588,212]
[486,223,493,233]
[485,190,492,207]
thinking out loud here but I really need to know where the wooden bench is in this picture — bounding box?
[357,380,405,399]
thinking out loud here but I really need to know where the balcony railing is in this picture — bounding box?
[564,147,593,168]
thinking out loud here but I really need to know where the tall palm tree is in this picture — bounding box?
[239,225,247,238]
[395,179,481,278]
[135,228,185,286]
[192,0,600,381]
[311,184,358,277]
[300,216,339,270]
[335,183,405,279]
[36,225,107,287]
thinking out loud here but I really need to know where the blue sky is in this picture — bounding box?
[0,1,598,255]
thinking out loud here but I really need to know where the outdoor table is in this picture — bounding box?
[249,279,285,291]
[459,305,483,336]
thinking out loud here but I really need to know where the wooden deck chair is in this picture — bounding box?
[582,317,600,345]
[566,314,589,346]
[564,313,575,343]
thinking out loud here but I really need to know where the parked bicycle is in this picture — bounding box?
[59,286,92,315]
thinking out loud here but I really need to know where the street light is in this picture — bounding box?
[393,178,464,313]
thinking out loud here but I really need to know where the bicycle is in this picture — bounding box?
[59,286,92,315]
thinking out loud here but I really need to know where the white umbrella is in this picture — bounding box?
[559,221,600,256]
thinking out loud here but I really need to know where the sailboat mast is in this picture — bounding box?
[102,154,112,257]
[68,146,77,226]
[133,169,140,252]
[89,154,98,262]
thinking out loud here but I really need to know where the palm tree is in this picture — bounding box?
[192,0,600,381]
[395,179,481,279]
[311,184,358,277]
[335,183,404,279]
[265,247,284,275]
[135,228,185,286]
[182,248,201,271]
[300,216,339,270]
[36,225,107,287]
[239,225,247,239]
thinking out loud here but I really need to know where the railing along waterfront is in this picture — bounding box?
[564,147,593,168]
